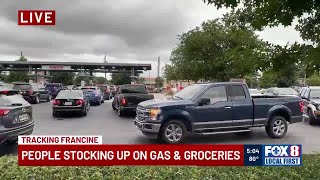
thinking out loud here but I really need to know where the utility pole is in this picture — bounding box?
[104,52,107,84]
[157,56,160,77]
[21,51,23,57]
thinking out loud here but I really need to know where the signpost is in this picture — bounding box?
[41,65,71,70]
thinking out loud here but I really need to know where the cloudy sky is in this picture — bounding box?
[0,0,304,78]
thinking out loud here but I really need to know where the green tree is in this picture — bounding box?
[7,56,29,83]
[155,77,164,88]
[306,74,320,86]
[93,77,106,84]
[165,14,267,82]
[259,70,276,88]
[49,72,74,85]
[137,77,146,84]
[111,73,131,85]
[203,0,320,44]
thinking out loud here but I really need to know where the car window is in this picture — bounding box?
[0,94,29,106]
[56,90,83,99]
[300,88,306,97]
[303,89,310,98]
[230,85,246,100]
[201,86,227,104]
[12,84,31,90]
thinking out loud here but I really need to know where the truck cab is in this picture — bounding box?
[134,82,303,144]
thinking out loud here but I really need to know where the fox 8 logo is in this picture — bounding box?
[265,145,300,157]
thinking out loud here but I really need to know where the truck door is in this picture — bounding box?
[194,85,233,130]
[228,85,253,128]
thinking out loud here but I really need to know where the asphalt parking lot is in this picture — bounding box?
[1,93,319,156]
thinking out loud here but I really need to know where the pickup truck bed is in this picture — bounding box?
[112,84,154,117]
[134,82,303,144]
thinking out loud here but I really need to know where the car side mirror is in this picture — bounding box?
[199,98,210,106]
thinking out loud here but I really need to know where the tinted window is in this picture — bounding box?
[12,84,31,90]
[276,88,298,95]
[0,94,29,106]
[249,89,262,95]
[56,90,83,99]
[173,84,207,100]
[310,89,320,99]
[230,85,246,100]
[201,86,227,104]
[120,85,147,94]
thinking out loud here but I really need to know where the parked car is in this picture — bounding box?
[110,85,117,97]
[12,82,51,104]
[45,83,64,99]
[52,90,90,117]
[264,87,298,96]
[97,85,112,100]
[0,82,12,89]
[112,84,154,117]
[82,89,104,105]
[0,87,34,145]
[299,86,320,125]
[134,82,303,144]
[249,89,263,96]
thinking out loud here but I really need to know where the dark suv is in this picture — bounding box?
[299,86,320,125]
[12,82,50,104]
[45,83,64,99]
[98,85,112,100]
[0,87,34,144]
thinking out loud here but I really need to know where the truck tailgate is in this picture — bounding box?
[122,93,154,106]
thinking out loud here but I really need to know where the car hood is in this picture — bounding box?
[138,98,193,108]
[310,99,320,104]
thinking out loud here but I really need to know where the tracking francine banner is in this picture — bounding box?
[17,136,302,166]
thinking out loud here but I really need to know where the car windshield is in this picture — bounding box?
[56,90,83,99]
[310,89,320,99]
[120,85,147,93]
[12,84,31,90]
[173,84,207,100]
[98,86,108,90]
[83,89,98,94]
[276,88,298,95]
[249,89,262,95]
[0,94,29,106]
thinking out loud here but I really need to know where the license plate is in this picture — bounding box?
[64,102,72,105]
[19,114,29,122]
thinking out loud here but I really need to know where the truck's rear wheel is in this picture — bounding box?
[265,116,288,138]
[159,120,187,144]
[308,109,316,125]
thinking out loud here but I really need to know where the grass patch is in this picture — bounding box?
[0,154,319,179]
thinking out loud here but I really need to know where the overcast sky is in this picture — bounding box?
[0,0,304,78]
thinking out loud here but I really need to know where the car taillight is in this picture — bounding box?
[0,91,8,95]
[53,100,60,105]
[76,100,84,106]
[121,98,126,105]
[299,101,304,112]
[0,109,10,116]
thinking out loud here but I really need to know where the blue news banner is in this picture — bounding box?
[243,144,302,166]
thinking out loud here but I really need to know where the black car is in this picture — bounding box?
[12,82,51,104]
[52,90,90,117]
[112,84,154,117]
[299,86,320,125]
[98,85,112,100]
[0,87,34,145]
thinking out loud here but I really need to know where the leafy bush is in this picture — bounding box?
[0,155,319,179]
[306,74,320,86]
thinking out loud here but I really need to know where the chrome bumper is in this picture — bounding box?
[134,118,161,133]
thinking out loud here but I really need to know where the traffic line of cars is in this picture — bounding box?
[0,82,117,145]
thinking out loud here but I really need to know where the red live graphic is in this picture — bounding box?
[18,10,55,25]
